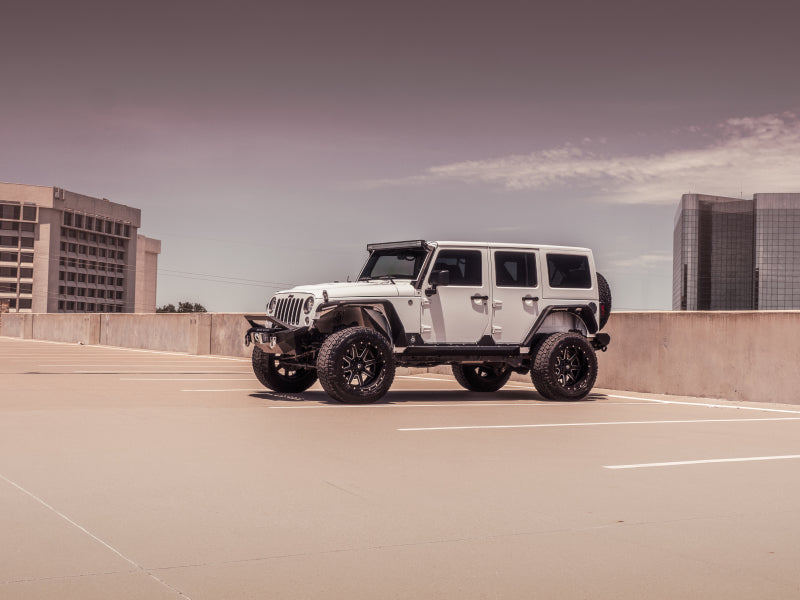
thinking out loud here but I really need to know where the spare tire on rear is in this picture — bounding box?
[597,272,612,330]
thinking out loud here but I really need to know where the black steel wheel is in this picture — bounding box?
[530,332,597,401]
[597,272,612,330]
[317,327,395,404]
[252,345,317,393]
[452,363,512,392]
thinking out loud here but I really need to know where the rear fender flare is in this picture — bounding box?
[522,304,597,347]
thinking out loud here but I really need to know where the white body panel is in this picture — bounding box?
[286,280,402,299]
[488,247,542,344]
[540,248,599,303]
[421,245,491,343]
[266,241,601,346]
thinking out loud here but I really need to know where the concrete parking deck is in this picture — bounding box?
[3,336,800,599]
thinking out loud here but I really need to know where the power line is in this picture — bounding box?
[159,272,289,289]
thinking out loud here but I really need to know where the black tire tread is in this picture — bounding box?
[451,363,512,392]
[252,345,317,393]
[530,332,597,401]
[597,272,612,330]
[317,327,395,404]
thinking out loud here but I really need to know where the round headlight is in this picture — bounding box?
[303,296,314,314]
[267,297,277,313]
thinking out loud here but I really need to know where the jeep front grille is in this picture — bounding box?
[274,297,303,326]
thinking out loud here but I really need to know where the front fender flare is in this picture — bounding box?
[314,301,406,345]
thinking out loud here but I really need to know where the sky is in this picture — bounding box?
[2,0,800,311]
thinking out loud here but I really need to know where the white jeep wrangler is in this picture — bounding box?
[245,240,611,404]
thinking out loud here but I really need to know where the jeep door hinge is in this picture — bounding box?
[492,299,503,309]
[421,298,431,307]
[491,325,502,334]
[421,324,432,333]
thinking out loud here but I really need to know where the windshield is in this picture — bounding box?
[359,248,429,280]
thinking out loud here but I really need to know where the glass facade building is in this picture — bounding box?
[673,193,800,310]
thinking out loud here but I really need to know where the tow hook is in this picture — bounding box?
[591,333,611,352]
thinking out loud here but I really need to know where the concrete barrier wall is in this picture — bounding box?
[32,313,100,345]
[0,313,26,338]
[595,311,800,405]
[0,312,251,356]
[209,313,253,358]
[3,311,800,404]
[100,313,202,353]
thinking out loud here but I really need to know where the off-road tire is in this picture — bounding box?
[597,272,612,330]
[252,345,317,393]
[452,363,512,392]
[317,326,396,404]
[530,332,597,401]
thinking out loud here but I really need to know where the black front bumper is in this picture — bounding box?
[244,316,308,355]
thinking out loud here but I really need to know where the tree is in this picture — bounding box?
[157,302,207,313]
[178,302,207,313]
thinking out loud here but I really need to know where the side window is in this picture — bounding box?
[495,251,538,287]
[547,254,592,288]
[432,250,482,286]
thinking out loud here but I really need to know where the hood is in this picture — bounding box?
[277,280,414,299]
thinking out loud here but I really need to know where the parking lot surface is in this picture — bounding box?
[3,336,800,599]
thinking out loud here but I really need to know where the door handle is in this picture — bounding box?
[522,295,539,302]
[471,294,489,303]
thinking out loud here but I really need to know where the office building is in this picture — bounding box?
[0,182,160,313]
[673,193,800,310]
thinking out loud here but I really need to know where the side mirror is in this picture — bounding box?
[429,269,450,287]
[425,269,450,296]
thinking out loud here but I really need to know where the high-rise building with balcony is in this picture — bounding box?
[673,193,800,310]
[0,182,160,313]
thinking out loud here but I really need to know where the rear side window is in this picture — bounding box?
[495,251,538,287]
[547,254,591,288]
[432,250,483,286]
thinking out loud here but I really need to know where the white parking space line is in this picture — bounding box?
[0,338,83,346]
[397,374,578,392]
[605,454,800,469]
[122,378,256,381]
[608,394,800,415]
[269,403,548,408]
[398,417,800,431]
[267,402,655,409]
[0,353,101,357]
[179,388,490,394]
[182,388,265,392]
[0,472,193,598]
[41,362,246,366]
[394,372,532,386]
[40,366,231,370]
[397,375,459,383]
[72,369,250,375]
[0,336,249,361]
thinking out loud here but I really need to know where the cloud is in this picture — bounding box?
[605,252,673,271]
[365,112,800,204]
[486,225,527,233]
